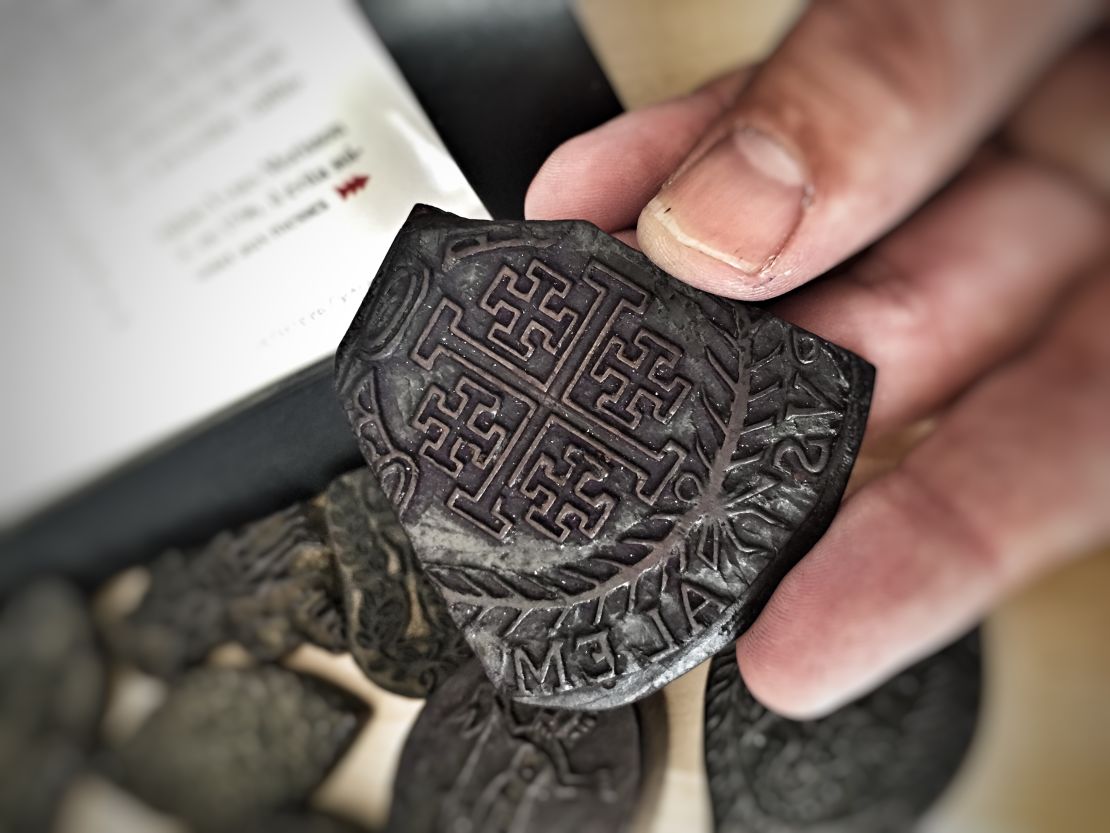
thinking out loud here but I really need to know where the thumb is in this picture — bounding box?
[637,0,1100,300]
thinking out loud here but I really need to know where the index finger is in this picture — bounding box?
[736,269,1110,718]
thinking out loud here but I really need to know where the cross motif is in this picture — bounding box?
[590,329,691,429]
[521,438,617,542]
[413,377,507,478]
[481,259,579,363]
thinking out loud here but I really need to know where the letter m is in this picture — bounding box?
[513,640,569,694]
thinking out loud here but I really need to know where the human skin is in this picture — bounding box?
[526,1,1110,717]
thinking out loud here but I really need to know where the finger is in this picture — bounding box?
[611,228,638,248]
[773,158,1108,434]
[637,0,1102,299]
[524,69,750,231]
[737,268,1110,718]
[1006,31,1110,196]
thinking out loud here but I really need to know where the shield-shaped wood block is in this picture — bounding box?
[336,206,874,709]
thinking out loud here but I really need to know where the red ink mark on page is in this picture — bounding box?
[337,174,370,200]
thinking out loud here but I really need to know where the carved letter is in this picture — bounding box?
[573,630,616,683]
[680,580,728,635]
[514,640,570,694]
[772,435,832,476]
[644,608,679,660]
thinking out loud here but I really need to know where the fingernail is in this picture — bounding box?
[648,126,808,275]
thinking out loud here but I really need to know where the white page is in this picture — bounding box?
[0,0,487,526]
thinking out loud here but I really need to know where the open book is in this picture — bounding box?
[0,0,486,525]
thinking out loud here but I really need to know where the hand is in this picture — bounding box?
[526,0,1110,717]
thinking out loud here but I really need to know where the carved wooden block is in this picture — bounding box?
[115,505,345,679]
[324,468,472,697]
[386,661,641,833]
[704,635,981,832]
[336,206,874,709]
[107,666,367,830]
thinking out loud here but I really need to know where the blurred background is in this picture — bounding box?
[0,1,1107,832]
